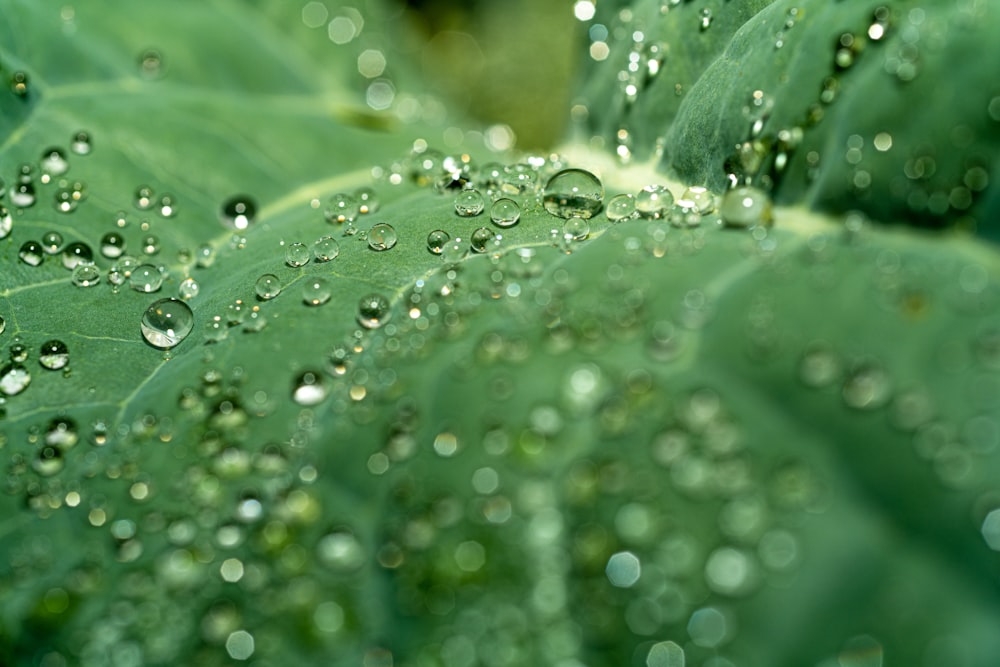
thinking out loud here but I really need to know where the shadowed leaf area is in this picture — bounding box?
[1,2,999,666]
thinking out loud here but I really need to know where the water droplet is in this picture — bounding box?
[454,189,486,217]
[313,236,340,262]
[357,293,390,328]
[324,193,359,224]
[255,274,282,300]
[71,131,93,155]
[355,186,379,214]
[0,317,5,335]
[38,340,70,371]
[130,264,163,293]
[100,232,126,258]
[18,241,44,266]
[720,186,773,228]
[367,223,397,251]
[227,299,248,325]
[72,263,101,288]
[678,186,716,214]
[204,316,228,343]
[563,217,590,241]
[141,234,160,255]
[177,277,199,300]
[699,8,713,30]
[10,71,29,97]
[842,361,892,410]
[38,231,62,254]
[9,181,36,208]
[302,277,332,306]
[140,49,164,78]
[195,244,216,268]
[134,185,155,210]
[543,168,604,219]
[635,185,674,219]
[292,370,327,406]
[61,242,93,270]
[220,195,257,230]
[141,298,194,349]
[53,187,78,213]
[470,227,496,253]
[285,242,311,267]
[0,364,30,395]
[10,343,28,363]
[427,229,451,254]
[39,148,70,179]
[489,198,521,227]
[606,193,637,221]
[158,194,177,217]
[0,205,11,239]
[33,446,64,476]
[442,238,466,263]
[798,343,841,388]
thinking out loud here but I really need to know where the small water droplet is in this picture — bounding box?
[354,186,379,214]
[843,361,891,410]
[367,223,397,251]
[195,244,216,268]
[71,131,93,155]
[0,317,5,335]
[140,49,164,78]
[442,238,466,263]
[227,299,248,325]
[134,185,155,210]
[38,340,70,370]
[18,241,44,266]
[606,193,637,221]
[357,293,390,328]
[141,298,194,349]
[563,217,590,241]
[678,186,716,214]
[204,316,228,343]
[543,168,604,219]
[40,231,63,254]
[489,198,521,227]
[255,274,282,300]
[10,71,30,97]
[130,264,164,293]
[33,446,63,476]
[313,236,340,262]
[141,234,160,255]
[720,186,773,228]
[454,189,486,217]
[177,277,199,300]
[61,242,94,270]
[100,232,126,258]
[292,371,327,406]
[53,187,78,213]
[325,193,359,223]
[72,263,101,288]
[699,7,713,30]
[158,194,177,217]
[0,363,31,396]
[470,227,496,253]
[0,205,11,239]
[40,148,70,178]
[285,242,311,267]
[10,343,28,362]
[635,185,674,219]
[302,277,332,306]
[220,195,257,230]
[9,181,36,208]
[427,230,450,254]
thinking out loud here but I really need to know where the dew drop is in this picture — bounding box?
[53,187,78,213]
[842,361,892,410]
[177,277,199,300]
[0,205,11,239]
[62,242,93,270]
[141,234,160,255]
[18,241,44,266]
[10,71,29,97]
[635,185,674,219]
[542,168,604,219]
[357,293,390,328]
[38,340,70,370]
[204,316,228,343]
[292,370,327,406]
[313,236,340,262]
[355,186,379,214]
[454,189,486,217]
[9,181,36,208]
[470,227,496,253]
[130,264,164,293]
[302,277,332,306]
[367,223,397,251]
[141,298,194,349]
[427,229,450,254]
[0,317,5,335]
[1,364,31,395]
[40,148,70,178]
[699,8,713,30]
[158,194,177,217]
[442,238,466,263]
[285,242,311,267]
[490,198,521,227]
[139,49,164,78]
[678,186,716,214]
[195,244,216,268]
[325,193,359,223]
[33,446,64,476]
[41,231,63,254]
[719,186,773,228]
[100,232,126,258]
[255,274,282,300]
[71,131,93,155]
[227,299,248,325]
[606,193,637,221]
[10,342,28,363]
[563,217,590,241]
[134,185,155,210]
[220,195,257,230]
[71,263,101,288]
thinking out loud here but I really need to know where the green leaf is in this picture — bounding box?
[1,2,1000,667]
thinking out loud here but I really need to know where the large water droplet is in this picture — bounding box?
[177,277,199,300]
[18,241,44,266]
[292,370,327,406]
[40,148,70,178]
[542,168,604,219]
[71,131,93,156]
[325,193,359,223]
[285,242,310,267]
[313,236,340,262]
[41,231,63,254]
[62,242,93,270]
[454,189,486,217]
[220,195,257,230]
[33,446,64,476]
[100,232,126,258]
[606,194,636,222]
[427,229,450,254]
[720,187,773,228]
[302,277,332,306]
[367,223,398,251]
[130,264,163,293]
[635,185,674,219]
[141,298,195,349]
[490,198,521,227]
[0,205,12,239]
[470,227,496,253]
[255,274,282,300]
[0,363,31,396]
[357,293,390,328]
[71,263,101,288]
